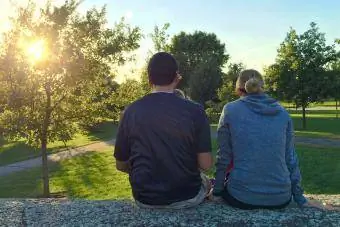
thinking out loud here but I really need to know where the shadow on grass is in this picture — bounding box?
[0,150,131,199]
[50,151,131,200]
[0,164,45,198]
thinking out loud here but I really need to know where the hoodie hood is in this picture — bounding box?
[240,93,282,116]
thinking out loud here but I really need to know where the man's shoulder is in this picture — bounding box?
[122,95,148,114]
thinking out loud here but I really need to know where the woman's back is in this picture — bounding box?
[224,94,291,206]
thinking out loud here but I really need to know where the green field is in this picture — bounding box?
[0,121,117,167]
[0,143,339,198]
[0,147,131,199]
[280,101,338,108]
[1,107,340,168]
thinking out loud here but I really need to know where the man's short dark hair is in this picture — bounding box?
[147,52,178,86]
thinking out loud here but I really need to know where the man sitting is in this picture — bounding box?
[114,52,213,209]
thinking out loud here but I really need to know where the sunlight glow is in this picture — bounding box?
[26,39,45,63]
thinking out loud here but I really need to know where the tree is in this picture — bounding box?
[218,62,245,103]
[111,79,144,114]
[169,31,229,104]
[266,23,337,129]
[141,23,171,94]
[0,0,141,197]
[326,60,340,118]
[149,23,170,53]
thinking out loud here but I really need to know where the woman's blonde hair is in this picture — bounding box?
[235,69,264,94]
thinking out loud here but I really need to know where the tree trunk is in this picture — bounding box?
[41,84,52,198]
[302,106,307,130]
[41,135,49,197]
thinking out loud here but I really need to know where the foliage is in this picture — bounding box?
[140,23,172,95]
[149,23,171,53]
[218,62,245,103]
[169,31,229,104]
[325,60,340,118]
[264,23,337,128]
[110,79,144,120]
[205,107,220,124]
[0,0,141,196]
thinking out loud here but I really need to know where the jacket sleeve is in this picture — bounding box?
[213,106,233,195]
[286,118,307,206]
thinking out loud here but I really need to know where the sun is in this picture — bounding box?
[26,39,45,62]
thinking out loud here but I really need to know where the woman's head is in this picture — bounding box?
[235,69,264,96]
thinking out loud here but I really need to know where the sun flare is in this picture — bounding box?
[26,39,45,62]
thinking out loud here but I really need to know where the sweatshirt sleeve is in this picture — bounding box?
[286,118,307,206]
[213,106,233,195]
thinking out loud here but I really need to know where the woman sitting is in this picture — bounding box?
[212,69,321,209]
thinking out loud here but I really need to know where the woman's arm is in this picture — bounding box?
[285,119,307,206]
[213,106,233,195]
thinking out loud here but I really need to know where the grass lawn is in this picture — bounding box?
[0,147,131,199]
[0,143,339,198]
[0,121,118,167]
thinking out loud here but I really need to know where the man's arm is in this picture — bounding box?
[198,153,213,171]
[114,110,131,174]
[286,119,307,206]
[116,160,130,173]
[213,106,233,195]
[196,107,213,171]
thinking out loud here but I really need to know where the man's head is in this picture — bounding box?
[147,52,181,88]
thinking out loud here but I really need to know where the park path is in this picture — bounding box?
[0,139,115,177]
[0,136,339,177]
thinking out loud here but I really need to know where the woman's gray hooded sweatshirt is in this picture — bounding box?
[213,93,307,206]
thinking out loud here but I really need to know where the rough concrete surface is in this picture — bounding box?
[0,199,339,227]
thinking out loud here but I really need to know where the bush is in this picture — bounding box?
[206,108,220,124]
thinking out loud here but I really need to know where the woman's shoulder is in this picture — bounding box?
[223,99,244,111]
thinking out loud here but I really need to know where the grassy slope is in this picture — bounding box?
[0,121,117,166]
[0,144,339,198]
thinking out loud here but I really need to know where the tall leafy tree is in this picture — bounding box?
[141,23,171,94]
[326,60,340,118]
[0,0,141,196]
[218,62,245,103]
[111,79,144,114]
[266,23,337,128]
[169,31,229,104]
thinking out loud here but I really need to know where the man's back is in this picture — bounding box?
[114,92,211,205]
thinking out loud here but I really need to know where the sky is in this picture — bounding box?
[1,0,340,82]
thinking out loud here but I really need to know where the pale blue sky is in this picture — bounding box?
[3,0,340,82]
[82,0,339,81]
